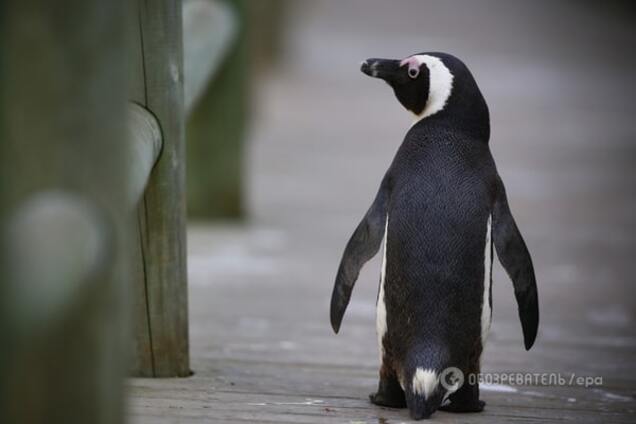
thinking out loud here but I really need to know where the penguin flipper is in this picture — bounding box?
[492,176,539,350]
[330,176,391,333]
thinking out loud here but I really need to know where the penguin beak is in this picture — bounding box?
[360,58,401,82]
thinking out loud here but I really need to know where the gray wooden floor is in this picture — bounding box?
[128,1,636,422]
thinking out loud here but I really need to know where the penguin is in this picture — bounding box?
[329,52,539,420]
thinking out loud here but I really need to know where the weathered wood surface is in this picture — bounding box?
[131,0,190,377]
[129,1,636,422]
[0,1,128,423]
[128,97,163,378]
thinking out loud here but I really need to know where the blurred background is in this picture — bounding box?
[186,0,636,421]
[1,0,635,423]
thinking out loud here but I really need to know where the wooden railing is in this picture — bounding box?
[0,0,237,422]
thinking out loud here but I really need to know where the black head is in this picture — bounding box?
[361,52,489,139]
[361,57,431,116]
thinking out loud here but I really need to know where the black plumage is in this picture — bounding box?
[330,52,538,420]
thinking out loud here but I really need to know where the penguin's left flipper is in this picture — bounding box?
[492,176,539,350]
[330,175,391,333]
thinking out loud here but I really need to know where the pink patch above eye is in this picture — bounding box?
[400,56,421,73]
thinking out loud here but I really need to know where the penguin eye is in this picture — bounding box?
[408,67,419,79]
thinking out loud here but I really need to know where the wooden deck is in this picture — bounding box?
[128,1,636,422]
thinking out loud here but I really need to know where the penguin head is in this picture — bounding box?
[361,52,488,134]
[361,56,433,117]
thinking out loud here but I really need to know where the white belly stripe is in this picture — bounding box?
[481,215,493,346]
[376,215,389,360]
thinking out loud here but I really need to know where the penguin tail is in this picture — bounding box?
[404,368,445,420]
[402,345,452,419]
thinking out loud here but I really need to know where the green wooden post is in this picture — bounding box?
[0,0,127,422]
[130,0,190,377]
[0,1,7,418]
[186,0,249,219]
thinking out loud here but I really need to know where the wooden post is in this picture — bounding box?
[186,0,249,219]
[183,0,237,114]
[130,0,190,377]
[0,0,127,422]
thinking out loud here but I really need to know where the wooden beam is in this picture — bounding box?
[0,0,128,422]
[132,0,190,377]
[127,103,162,208]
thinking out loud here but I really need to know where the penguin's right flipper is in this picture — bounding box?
[492,176,539,350]
[330,176,391,333]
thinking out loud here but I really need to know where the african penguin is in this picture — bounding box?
[330,52,539,420]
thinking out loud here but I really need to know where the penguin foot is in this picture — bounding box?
[439,399,485,413]
[370,368,407,408]
[369,391,407,409]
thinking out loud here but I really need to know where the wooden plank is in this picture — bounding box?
[124,218,636,423]
[135,0,190,377]
[0,0,127,423]
[128,378,636,424]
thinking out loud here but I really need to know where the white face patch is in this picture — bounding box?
[376,216,389,360]
[400,54,454,122]
[481,215,493,346]
[412,368,438,398]
[370,61,380,78]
